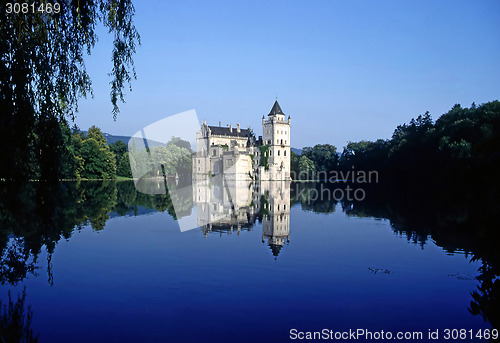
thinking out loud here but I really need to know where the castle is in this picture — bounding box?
[193,100,291,181]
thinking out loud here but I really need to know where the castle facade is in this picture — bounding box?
[193,100,291,181]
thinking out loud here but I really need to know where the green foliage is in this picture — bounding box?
[79,129,116,179]
[0,0,140,182]
[116,153,133,178]
[290,150,300,179]
[298,155,315,180]
[110,140,132,177]
[149,138,192,177]
[110,140,128,156]
[86,126,108,147]
[336,101,500,186]
[259,145,270,170]
[340,139,388,172]
[55,125,121,180]
[59,121,83,179]
[302,144,338,172]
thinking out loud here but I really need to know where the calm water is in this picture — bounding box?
[0,181,496,342]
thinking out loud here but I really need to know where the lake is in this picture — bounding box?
[0,180,497,342]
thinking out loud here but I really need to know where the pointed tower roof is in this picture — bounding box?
[269,243,283,257]
[268,100,284,116]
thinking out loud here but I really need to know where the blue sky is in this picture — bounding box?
[76,0,500,149]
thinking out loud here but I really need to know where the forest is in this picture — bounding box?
[292,100,500,189]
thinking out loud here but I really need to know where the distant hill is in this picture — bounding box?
[102,132,134,145]
[82,131,165,148]
[291,147,302,155]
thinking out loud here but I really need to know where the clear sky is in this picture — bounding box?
[76,0,500,150]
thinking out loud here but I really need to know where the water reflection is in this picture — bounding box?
[193,176,291,257]
[0,180,498,332]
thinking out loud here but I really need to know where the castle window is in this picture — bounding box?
[278,150,280,156]
[284,204,286,210]
[284,151,286,156]
[213,150,216,156]
[277,139,279,144]
[285,140,287,144]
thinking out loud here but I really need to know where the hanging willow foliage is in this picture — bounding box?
[0,0,140,181]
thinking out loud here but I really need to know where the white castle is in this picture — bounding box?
[193,100,291,181]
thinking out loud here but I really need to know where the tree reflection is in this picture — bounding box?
[290,182,338,213]
[469,259,500,330]
[0,287,38,342]
[0,239,38,286]
[0,179,498,329]
[0,181,184,286]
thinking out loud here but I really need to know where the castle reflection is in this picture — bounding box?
[193,176,291,257]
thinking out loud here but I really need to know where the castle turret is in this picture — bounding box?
[262,100,291,180]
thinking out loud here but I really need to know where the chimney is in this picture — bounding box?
[229,124,232,132]
[237,123,240,132]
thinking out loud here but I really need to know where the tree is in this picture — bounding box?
[150,138,192,177]
[59,120,84,179]
[0,0,140,182]
[302,144,338,172]
[87,126,109,147]
[298,155,315,180]
[290,150,300,179]
[339,139,388,172]
[110,140,128,156]
[110,140,132,177]
[79,128,116,179]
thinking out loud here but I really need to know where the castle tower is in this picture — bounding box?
[262,100,291,180]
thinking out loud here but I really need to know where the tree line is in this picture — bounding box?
[53,122,193,180]
[291,100,500,187]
